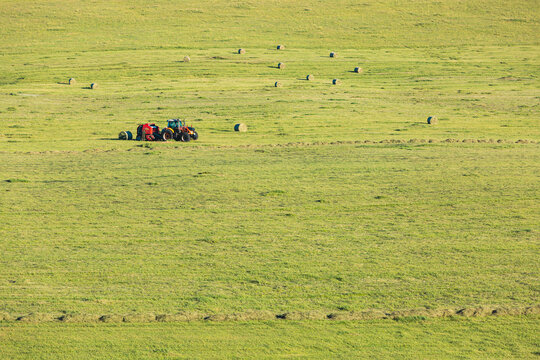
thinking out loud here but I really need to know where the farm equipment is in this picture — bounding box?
[161,119,198,142]
[136,123,163,141]
[118,119,198,142]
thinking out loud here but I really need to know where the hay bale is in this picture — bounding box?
[234,123,247,132]
[118,131,132,140]
[183,56,191,62]
[330,52,337,58]
[278,62,285,69]
[427,116,437,124]
[277,45,284,50]
[332,79,340,85]
[306,74,314,81]
[238,48,245,54]
[90,83,98,90]
[274,81,282,87]
[354,67,362,73]
[68,78,76,85]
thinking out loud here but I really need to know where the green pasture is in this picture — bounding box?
[0,1,539,151]
[1,144,539,315]
[1,317,539,359]
[0,0,539,358]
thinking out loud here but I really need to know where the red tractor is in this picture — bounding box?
[161,119,198,142]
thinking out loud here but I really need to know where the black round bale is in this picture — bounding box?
[238,48,245,54]
[306,74,314,81]
[427,116,438,124]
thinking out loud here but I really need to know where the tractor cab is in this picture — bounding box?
[167,119,184,129]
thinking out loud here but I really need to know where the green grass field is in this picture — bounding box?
[0,0,539,358]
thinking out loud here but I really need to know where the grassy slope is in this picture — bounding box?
[0,0,539,358]
[0,144,538,315]
[0,1,539,151]
[1,317,539,359]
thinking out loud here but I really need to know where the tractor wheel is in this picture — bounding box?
[180,132,191,142]
[162,128,173,141]
[191,131,199,140]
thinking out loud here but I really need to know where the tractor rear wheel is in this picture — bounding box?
[162,128,173,141]
[180,132,191,142]
[191,131,199,140]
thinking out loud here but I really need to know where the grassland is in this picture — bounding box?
[2,317,539,359]
[0,0,539,358]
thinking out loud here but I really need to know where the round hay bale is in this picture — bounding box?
[68,78,76,85]
[234,123,247,132]
[90,83,98,90]
[277,62,285,69]
[183,56,191,62]
[354,67,362,73]
[330,52,337,58]
[277,45,284,50]
[332,79,340,85]
[274,81,282,87]
[306,74,314,81]
[238,48,245,54]
[118,131,133,140]
[427,116,438,124]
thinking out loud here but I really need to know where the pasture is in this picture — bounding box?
[0,0,539,358]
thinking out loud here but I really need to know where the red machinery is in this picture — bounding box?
[136,123,162,141]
